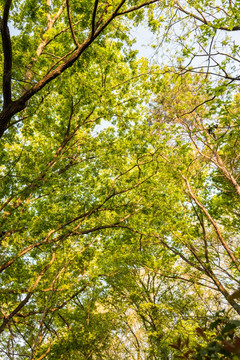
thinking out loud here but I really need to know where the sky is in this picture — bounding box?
[131,24,156,59]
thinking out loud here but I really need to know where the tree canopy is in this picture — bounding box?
[1,0,240,359]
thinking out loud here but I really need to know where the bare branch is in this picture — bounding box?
[46,0,52,29]
[91,0,99,37]
[117,0,159,16]
[0,0,13,107]
[22,0,66,94]
[30,258,73,359]
[179,95,216,117]
[66,0,80,47]
[0,0,160,137]
[0,246,58,333]
[175,1,240,31]
[183,176,240,272]
[36,336,52,360]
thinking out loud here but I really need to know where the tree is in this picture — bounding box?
[0,1,165,357]
[147,0,240,320]
[155,0,240,84]
[149,72,240,313]
[1,0,240,359]
[0,0,159,137]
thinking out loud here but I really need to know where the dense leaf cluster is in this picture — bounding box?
[0,0,240,359]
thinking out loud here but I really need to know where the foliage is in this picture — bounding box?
[169,310,240,359]
[1,0,240,359]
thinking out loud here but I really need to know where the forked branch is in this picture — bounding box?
[0,0,159,137]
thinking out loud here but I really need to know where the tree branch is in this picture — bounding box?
[117,0,159,16]
[175,1,240,31]
[91,0,99,38]
[0,246,58,334]
[0,0,161,137]
[0,0,13,107]
[183,176,240,272]
[66,0,80,47]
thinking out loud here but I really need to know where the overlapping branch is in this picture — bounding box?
[175,1,240,31]
[0,0,159,137]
